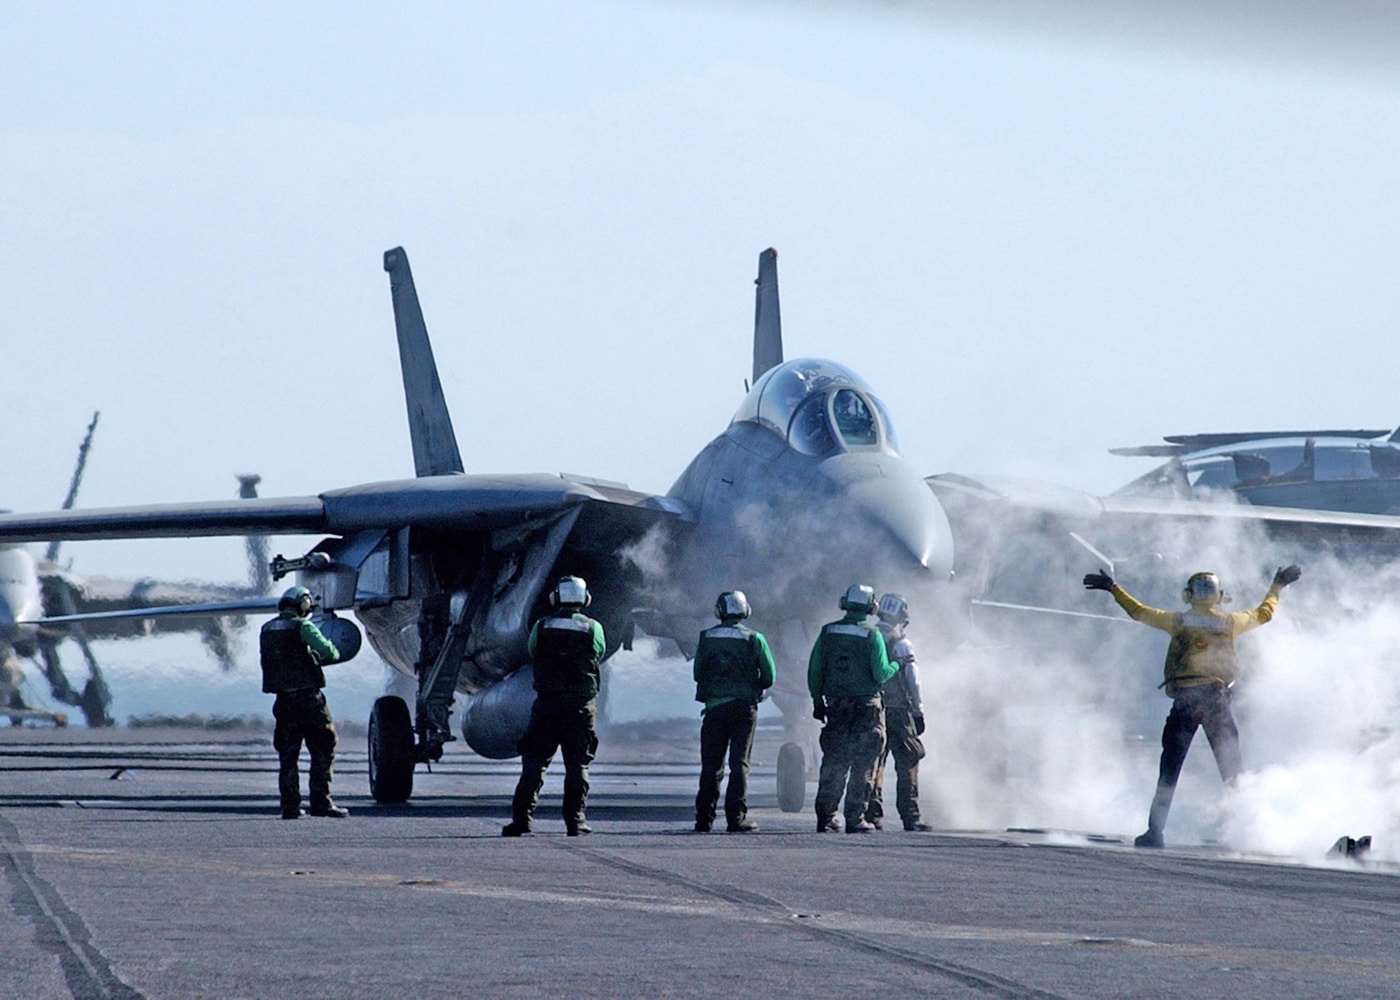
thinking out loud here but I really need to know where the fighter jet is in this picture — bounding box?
[1,414,273,727]
[0,247,954,810]
[1111,428,1400,516]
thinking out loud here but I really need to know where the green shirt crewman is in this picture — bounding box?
[693,590,777,834]
[808,583,897,833]
[260,585,345,819]
[503,575,607,837]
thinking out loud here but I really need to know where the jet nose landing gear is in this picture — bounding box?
[777,741,806,812]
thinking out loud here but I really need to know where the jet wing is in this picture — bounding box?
[28,595,279,627]
[0,496,325,542]
[0,474,689,544]
[928,472,1400,538]
[1099,492,1400,538]
[14,475,687,639]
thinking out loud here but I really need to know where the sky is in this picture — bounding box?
[6,2,1400,852]
[7,0,1400,586]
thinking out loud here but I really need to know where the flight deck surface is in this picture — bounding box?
[2,726,1397,999]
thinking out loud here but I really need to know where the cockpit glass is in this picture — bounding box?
[1314,443,1372,481]
[733,359,865,432]
[788,395,837,456]
[870,396,900,454]
[832,389,878,446]
[732,358,895,454]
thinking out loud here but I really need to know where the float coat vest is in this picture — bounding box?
[1109,583,1279,696]
[1163,612,1239,692]
[694,624,766,704]
[260,616,326,693]
[812,621,890,699]
[531,612,602,702]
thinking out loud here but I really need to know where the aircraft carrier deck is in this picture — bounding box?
[2,724,1397,999]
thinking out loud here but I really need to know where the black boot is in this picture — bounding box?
[1134,828,1164,848]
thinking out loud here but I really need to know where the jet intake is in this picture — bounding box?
[459,665,536,758]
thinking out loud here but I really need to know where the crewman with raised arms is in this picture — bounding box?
[1084,563,1301,848]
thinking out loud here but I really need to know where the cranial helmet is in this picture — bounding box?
[876,592,909,626]
[550,575,591,608]
[1182,572,1229,606]
[279,585,313,616]
[714,590,751,621]
[839,583,876,615]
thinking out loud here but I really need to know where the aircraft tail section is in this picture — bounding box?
[752,247,782,385]
[45,411,100,564]
[383,247,465,478]
[237,475,272,594]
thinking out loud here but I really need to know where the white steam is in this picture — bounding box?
[912,499,1400,866]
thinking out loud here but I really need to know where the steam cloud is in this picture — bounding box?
[916,497,1400,866]
[613,477,1400,867]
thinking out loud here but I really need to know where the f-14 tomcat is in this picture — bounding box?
[1,247,954,810]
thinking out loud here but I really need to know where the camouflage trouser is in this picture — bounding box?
[814,696,886,827]
[866,703,925,827]
[511,696,598,831]
[272,689,338,813]
[1147,684,1241,836]
[695,699,759,829]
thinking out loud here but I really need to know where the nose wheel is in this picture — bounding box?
[777,741,806,812]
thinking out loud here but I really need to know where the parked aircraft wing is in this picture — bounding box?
[0,475,686,545]
[928,472,1400,538]
[1099,492,1400,537]
[26,595,279,627]
[0,496,325,542]
[1110,428,1392,457]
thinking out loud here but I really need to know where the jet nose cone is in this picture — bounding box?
[821,453,954,577]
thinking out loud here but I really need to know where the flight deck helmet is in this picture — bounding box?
[550,575,591,609]
[876,592,909,627]
[278,585,314,617]
[714,590,751,621]
[1182,572,1229,607]
[839,583,877,615]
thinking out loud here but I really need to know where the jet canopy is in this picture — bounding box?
[1118,435,1400,497]
[732,358,900,456]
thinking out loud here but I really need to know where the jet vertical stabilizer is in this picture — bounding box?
[752,247,782,385]
[237,474,271,594]
[383,247,465,478]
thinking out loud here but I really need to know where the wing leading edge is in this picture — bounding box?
[0,474,687,544]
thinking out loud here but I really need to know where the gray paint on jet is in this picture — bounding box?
[0,247,954,764]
